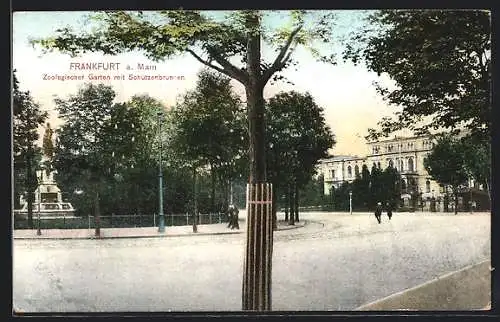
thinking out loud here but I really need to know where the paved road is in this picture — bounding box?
[13,212,490,312]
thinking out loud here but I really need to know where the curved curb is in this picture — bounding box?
[355,259,492,311]
[13,221,308,240]
[12,231,243,240]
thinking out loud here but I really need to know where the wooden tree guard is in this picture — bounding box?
[242,182,273,311]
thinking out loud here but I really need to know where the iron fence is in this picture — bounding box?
[13,212,230,230]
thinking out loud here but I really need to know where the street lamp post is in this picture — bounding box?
[158,111,165,233]
[37,169,42,236]
[349,191,352,215]
[470,178,473,214]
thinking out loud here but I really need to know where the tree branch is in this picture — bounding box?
[262,25,303,84]
[187,49,248,85]
[186,49,230,77]
[209,50,249,85]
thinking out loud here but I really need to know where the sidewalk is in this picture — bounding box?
[13,219,306,240]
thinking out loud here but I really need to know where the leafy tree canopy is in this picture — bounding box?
[31,10,336,86]
[344,10,491,142]
[423,135,469,191]
[266,91,335,189]
[170,68,247,174]
[13,70,47,206]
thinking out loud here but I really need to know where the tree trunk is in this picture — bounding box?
[94,185,101,237]
[272,186,277,231]
[289,184,295,226]
[242,12,273,312]
[294,182,299,222]
[193,166,198,233]
[284,185,289,221]
[485,179,491,209]
[246,86,266,183]
[225,178,230,208]
[210,163,216,213]
[453,188,458,215]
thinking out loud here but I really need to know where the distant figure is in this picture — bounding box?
[228,204,240,230]
[386,201,393,220]
[374,202,382,224]
[226,205,233,228]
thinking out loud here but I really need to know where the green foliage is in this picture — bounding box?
[13,70,47,210]
[350,164,371,209]
[380,165,402,207]
[424,135,469,193]
[331,182,351,211]
[461,136,491,189]
[31,9,340,197]
[170,69,246,170]
[344,10,491,141]
[169,69,247,212]
[368,165,383,208]
[31,10,336,85]
[330,163,401,211]
[298,175,328,207]
[266,91,335,202]
[52,84,180,216]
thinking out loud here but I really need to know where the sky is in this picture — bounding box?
[12,10,407,157]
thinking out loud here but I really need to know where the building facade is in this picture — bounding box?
[318,135,451,209]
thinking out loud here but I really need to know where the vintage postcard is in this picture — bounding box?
[12,9,491,313]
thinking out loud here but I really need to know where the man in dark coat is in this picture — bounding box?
[227,205,234,228]
[227,204,240,229]
[374,202,382,224]
[230,205,240,230]
[386,201,393,220]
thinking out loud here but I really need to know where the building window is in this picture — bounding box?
[347,166,352,178]
[388,159,394,168]
[354,165,359,176]
[330,169,335,179]
[399,160,404,171]
[377,162,381,169]
[426,180,431,193]
[408,157,414,172]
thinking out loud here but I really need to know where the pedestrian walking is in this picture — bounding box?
[227,205,233,228]
[386,201,393,220]
[374,202,382,224]
[229,205,240,230]
[227,204,239,229]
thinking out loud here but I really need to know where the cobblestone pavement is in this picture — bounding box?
[13,211,490,312]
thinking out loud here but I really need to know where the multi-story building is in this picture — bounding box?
[318,155,366,192]
[318,135,451,209]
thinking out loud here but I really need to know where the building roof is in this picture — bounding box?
[319,155,364,162]
[366,134,431,145]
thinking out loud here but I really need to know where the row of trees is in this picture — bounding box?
[424,134,491,214]
[295,163,402,212]
[28,9,491,207]
[24,9,491,310]
[13,69,334,228]
[13,71,48,227]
